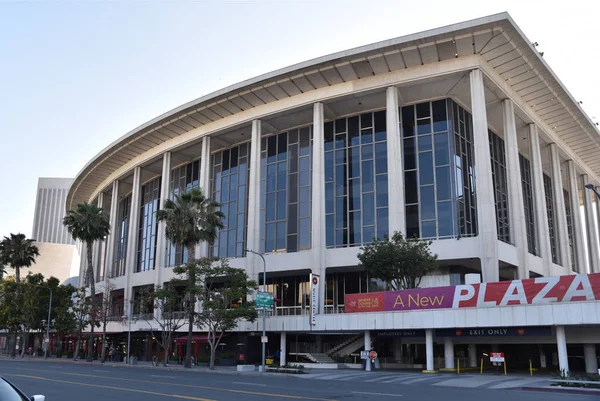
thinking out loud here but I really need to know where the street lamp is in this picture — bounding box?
[38,286,53,359]
[244,249,267,374]
[584,184,600,199]
[122,310,138,365]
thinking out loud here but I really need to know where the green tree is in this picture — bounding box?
[52,283,77,358]
[139,284,185,365]
[71,287,97,361]
[0,277,21,357]
[157,188,224,368]
[63,202,110,362]
[0,233,40,296]
[195,258,257,370]
[97,277,115,363]
[357,231,438,290]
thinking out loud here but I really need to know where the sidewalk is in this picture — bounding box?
[0,355,262,376]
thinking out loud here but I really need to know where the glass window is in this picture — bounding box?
[325,111,389,248]
[137,177,161,272]
[489,131,510,244]
[113,194,131,277]
[211,143,250,258]
[543,173,558,264]
[261,128,312,254]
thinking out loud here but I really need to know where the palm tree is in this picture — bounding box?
[0,233,40,296]
[157,187,224,368]
[63,202,110,362]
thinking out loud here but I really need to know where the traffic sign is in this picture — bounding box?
[256,292,274,308]
[490,352,505,362]
[261,336,268,343]
[369,351,378,360]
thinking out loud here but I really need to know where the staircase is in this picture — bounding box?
[304,353,336,364]
[328,335,364,359]
[326,334,363,357]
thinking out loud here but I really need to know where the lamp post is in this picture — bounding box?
[584,184,600,199]
[244,249,266,374]
[122,305,138,365]
[38,286,52,359]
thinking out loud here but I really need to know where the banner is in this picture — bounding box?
[310,274,319,326]
[344,272,600,313]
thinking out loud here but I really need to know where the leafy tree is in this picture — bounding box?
[139,284,185,365]
[195,257,257,370]
[157,188,224,368]
[19,273,47,357]
[52,283,77,358]
[357,231,438,290]
[0,233,40,296]
[0,277,21,357]
[97,277,115,362]
[63,202,110,362]
[71,287,98,361]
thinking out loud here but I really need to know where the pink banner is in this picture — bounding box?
[344,272,600,313]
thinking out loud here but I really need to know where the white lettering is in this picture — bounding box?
[563,275,595,302]
[499,280,528,306]
[452,285,475,308]
[532,276,559,304]
[477,283,497,307]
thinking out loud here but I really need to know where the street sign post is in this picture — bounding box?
[256,292,274,309]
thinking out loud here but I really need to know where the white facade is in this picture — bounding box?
[68,13,600,373]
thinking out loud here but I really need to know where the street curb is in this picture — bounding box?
[0,357,307,378]
[521,386,600,395]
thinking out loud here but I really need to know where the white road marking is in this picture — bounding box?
[92,370,110,373]
[151,375,177,379]
[352,391,402,397]
[233,382,267,387]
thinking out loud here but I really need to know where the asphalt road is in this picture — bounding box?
[0,360,595,401]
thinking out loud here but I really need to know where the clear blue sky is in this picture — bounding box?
[1,0,598,238]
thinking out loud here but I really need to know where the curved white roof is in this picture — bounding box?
[67,12,600,209]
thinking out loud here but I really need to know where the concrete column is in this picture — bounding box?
[549,144,570,270]
[528,124,552,275]
[364,331,371,371]
[198,136,212,258]
[93,192,105,285]
[469,344,477,368]
[385,86,404,235]
[312,103,326,314]
[104,180,120,279]
[280,332,287,366]
[246,121,262,282]
[583,174,600,273]
[444,337,455,369]
[425,329,434,372]
[567,161,586,273]
[469,69,499,282]
[124,166,142,316]
[556,326,569,375]
[502,99,529,279]
[584,344,598,374]
[154,152,171,280]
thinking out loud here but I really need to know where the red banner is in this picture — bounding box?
[345,292,384,313]
[344,272,600,313]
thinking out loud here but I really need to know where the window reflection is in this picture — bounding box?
[489,131,510,244]
[137,177,161,272]
[113,194,131,277]
[211,143,250,258]
[325,110,389,248]
[260,128,312,254]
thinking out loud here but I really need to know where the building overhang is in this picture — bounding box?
[67,12,600,209]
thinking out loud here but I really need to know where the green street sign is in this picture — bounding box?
[256,291,274,308]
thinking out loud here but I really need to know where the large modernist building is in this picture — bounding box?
[68,13,600,373]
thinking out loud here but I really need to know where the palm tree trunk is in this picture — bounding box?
[86,241,96,362]
[184,244,196,369]
[15,266,20,297]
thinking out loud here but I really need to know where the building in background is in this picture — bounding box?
[4,178,80,284]
[66,13,600,375]
[32,177,75,245]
